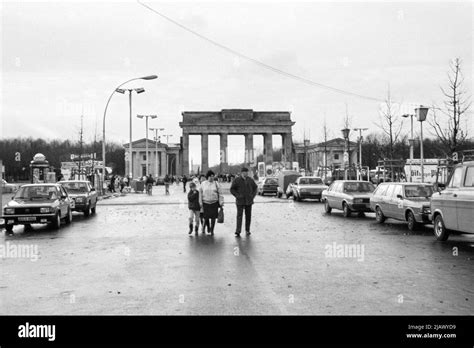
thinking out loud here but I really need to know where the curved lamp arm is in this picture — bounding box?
[101,75,157,192]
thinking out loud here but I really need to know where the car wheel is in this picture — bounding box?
[343,202,351,217]
[5,225,13,233]
[375,206,385,223]
[52,212,61,229]
[434,215,449,241]
[84,203,91,217]
[324,200,332,213]
[407,211,418,231]
[65,208,72,224]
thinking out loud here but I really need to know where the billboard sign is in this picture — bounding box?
[404,159,439,183]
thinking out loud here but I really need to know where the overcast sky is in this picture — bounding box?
[1,0,472,165]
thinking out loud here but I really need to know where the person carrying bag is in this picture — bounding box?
[199,170,224,235]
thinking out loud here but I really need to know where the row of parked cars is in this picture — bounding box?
[321,160,474,241]
[2,180,98,234]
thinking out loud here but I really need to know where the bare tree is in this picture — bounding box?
[430,58,472,155]
[375,86,403,160]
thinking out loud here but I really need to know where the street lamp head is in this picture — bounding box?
[135,87,145,94]
[137,115,144,119]
[141,75,158,80]
[402,114,411,118]
[341,128,350,140]
[115,88,126,94]
[415,106,429,122]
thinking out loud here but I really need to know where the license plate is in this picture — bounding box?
[18,217,36,222]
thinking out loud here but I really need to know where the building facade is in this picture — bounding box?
[123,139,181,179]
[294,138,358,174]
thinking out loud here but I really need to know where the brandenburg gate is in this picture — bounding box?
[179,109,295,175]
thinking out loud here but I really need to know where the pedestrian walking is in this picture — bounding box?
[164,174,171,195]
[230,167,258,237]
[119,176,125,193]
[146,174,155,195]
[187,182,201,235]
[182,175,188,193]
[199,170,224,235]
[198,174,206,227]
[110,175,116,193]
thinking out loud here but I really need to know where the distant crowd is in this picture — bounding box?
[105,172,259,194]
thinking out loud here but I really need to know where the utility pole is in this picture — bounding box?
[353,127,368,180]
[78,112,84,180]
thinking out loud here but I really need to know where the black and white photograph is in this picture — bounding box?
[0,0,473,346]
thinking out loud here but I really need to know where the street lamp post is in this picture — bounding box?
[137,115,157,176]
[415,106,429,183]
[353,127,368,180]
[149,127,165,177]
[116,87,147,179]
[162,134,173,144]
[402,113,415,182]
[101,75,157,193]
[341,128,350,180]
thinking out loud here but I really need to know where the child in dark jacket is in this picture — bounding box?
[187,182,201,234]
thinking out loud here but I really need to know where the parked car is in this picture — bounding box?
[257,177,278,196]
[2,183,73,233]
[430,160,474,241]
[322,180,375,217]
[291,176,327,201]
[1,179,20,193]
[60,180,98,216]
[155,177,165,185]
[370,182,433,231]
[277,170,300,198]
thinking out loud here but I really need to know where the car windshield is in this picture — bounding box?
[14,186,58,200]
[62,182,89,192]
[404,185,433,198]
[265,178,278,185]
[299,178,323,185]
[343,182,375,193]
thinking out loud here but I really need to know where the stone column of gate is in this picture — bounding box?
[220,133,228,173]
[264,132,273,165]
[160,151,167,177]
[182,133,190,176]
[201,133,209,174]
[282,132,293,164]
[245,133,254,167]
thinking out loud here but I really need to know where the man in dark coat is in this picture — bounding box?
[182,175,188,193]
[230,167,258,237]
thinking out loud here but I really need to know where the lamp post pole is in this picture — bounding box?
[415,106,429,183]
[129,90,133,178]
[353,127,368,180]
[149,126,164,177]
[101,75,157,193]
[341,128,350,180]
[137,115,157,176]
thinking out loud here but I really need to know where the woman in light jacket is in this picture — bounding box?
[199,170,224,235]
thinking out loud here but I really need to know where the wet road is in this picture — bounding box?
[1,184,473,315]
